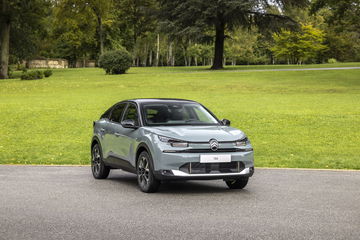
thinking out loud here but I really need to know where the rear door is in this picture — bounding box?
[105,103,126,161]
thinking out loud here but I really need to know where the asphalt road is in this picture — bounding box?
[0,166,359,240]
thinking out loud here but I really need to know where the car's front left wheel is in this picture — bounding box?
[137,151,160,193]
[225,177,249,189]
[91,143,110,179]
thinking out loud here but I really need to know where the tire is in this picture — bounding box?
[225,177,249,189]
[91,143,110,179]
[137,151,160,193]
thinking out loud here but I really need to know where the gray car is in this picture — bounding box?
[91,99,254,192]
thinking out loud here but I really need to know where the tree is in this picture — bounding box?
[225,28,260,65]
[0,0,49,79]
[159,0,308,69]
[311,0,360,61]
[85,0,113,55]
[271,24,327,64]
[52,0,98,66]
[311,0,360,33]
[114,0,158,50]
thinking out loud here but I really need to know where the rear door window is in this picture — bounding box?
[109,104,126,123]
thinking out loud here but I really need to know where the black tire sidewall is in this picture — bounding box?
[225,177,249,189]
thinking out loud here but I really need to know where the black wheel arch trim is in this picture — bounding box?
[91,136,101,152]
[136,143,155,170]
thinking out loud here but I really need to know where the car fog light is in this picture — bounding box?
[162,170,172,175]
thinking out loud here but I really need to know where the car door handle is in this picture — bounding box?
[114,132,122,137]
[100,128,105,132]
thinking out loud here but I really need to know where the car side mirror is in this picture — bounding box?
[121,119,137,129]
[221,119,231,126]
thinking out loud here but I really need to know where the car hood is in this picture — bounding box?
[143,125,245,142]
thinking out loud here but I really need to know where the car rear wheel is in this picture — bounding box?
[91,143,110,179]
[137,151,160,193]
[225,177,249,189]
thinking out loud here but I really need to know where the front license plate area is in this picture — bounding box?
[200,154,231,163]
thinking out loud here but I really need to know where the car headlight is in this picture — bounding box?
[235,137,250,147]
[158,135,188,147]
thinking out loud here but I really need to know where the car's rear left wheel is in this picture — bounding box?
[137,151,160,193]
[225,177,249,189]
[91,143,110,179]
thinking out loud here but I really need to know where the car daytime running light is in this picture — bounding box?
[158,135,189,147]
[235,137,250,147]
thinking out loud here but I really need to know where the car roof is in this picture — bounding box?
[125,98,198,104]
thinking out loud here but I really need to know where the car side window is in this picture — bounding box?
[123,104,139,126]
[100,107,112,119]
[109,104,125,123]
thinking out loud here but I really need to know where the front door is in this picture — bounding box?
[112,103,140,167]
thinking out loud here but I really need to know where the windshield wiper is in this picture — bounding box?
[185,119,201,123]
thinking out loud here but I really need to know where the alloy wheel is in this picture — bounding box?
[138,155,150,187]
[92,145,101,176]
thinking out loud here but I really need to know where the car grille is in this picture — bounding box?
[179,162,245,174]
[163,148,251,153]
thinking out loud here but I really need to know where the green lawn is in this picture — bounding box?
[1,63,360,169]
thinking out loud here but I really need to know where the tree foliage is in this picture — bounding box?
[272,25,327,64]
[159,0,308,69]
[311,1,360,61]
[0,0,50,79]
[2,0,360,76]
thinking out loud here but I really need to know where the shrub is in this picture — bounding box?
[99,49,132,74]
[328,58,337,64]
[21,70,44,80]
[18,65,27,72]
[35,70,44,79]
[43,69,53,77]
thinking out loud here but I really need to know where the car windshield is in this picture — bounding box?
[141,102,219,126]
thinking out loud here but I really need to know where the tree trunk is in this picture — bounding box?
[155,34,160,66]
[183,47,187,66]
[97,16,104,56]
[143,44,148,66]
[0,17,10,79]
[149,50,153,66]
[168,42,173,66]
[211,18,225,70]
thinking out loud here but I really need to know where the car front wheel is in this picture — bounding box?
[137,151,160,193]
[225,177,249,189]
[91,143,110,179]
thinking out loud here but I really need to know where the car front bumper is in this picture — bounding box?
[154,166,254,180]
[152,150,254,180]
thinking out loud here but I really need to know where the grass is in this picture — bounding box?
[1,63,360,169]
